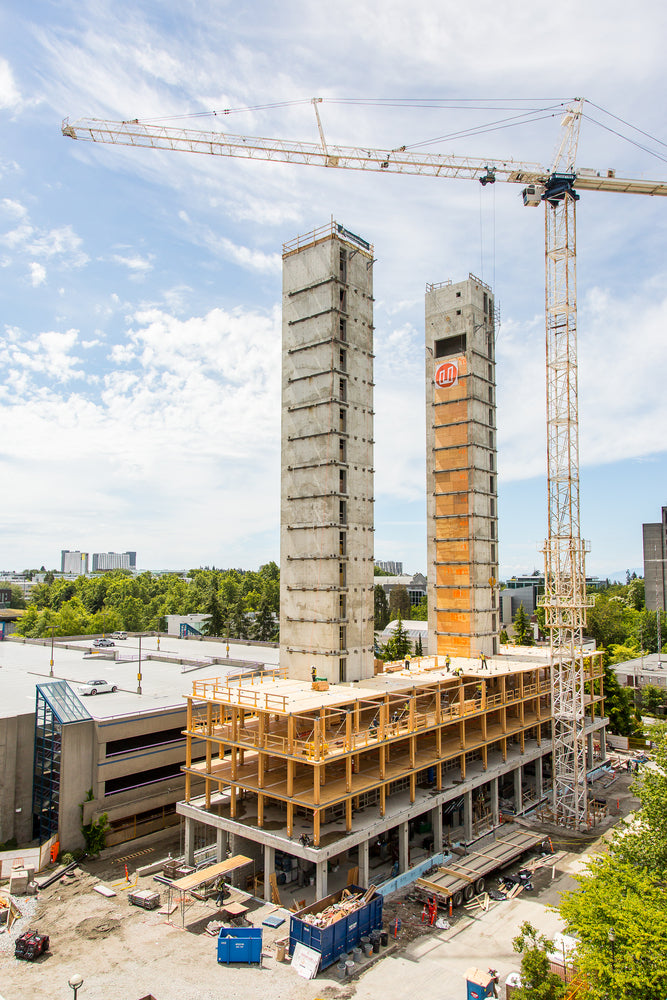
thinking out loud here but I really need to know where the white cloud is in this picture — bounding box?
[1,326,84,383]
[0,58,21,111]
[110,252,154,278]
[28,262,46,286]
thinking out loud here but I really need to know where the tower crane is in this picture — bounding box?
[62,101,667,828]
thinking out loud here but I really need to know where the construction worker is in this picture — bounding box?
[480,652,488,671]
[311,664,317,683]
[444,655,451,672]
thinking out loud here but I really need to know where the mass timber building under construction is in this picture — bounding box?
[178,651,606,899]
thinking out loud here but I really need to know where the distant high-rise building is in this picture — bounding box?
[92,551,137,572]
[643,507,667,612]
[280,221,375,683]
[375,560,403,575]
[425,274,498,658]
[61,550,89,575]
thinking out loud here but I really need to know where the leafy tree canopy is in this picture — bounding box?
[559,855,667,1000]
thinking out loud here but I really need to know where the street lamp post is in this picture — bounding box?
[137,634,142,695]
[48,625,55,678]
[68,973,84,999]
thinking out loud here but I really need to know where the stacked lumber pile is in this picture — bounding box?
[300,886,375,929]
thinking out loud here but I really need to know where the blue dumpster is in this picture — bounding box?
[289,885,383,971]
[217,927,263,965]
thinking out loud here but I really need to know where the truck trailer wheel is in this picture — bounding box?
[463,884,474,901]
[474,878,485,894]
[452,890,463,908]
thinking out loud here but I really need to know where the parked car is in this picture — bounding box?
[110,631,128,639]
[92,638,115,647]
[78,679,117,696]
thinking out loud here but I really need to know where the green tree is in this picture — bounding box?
[389,584,411,621]
[253,598,277,642]
[587,592,635,648]
[600,663,637,736]
[410,594,428,621]
[9,585,26,609]
[374,584,390,631]
[626,577,645,610]
[511,921,566,1000]
[639,683,665,716]
[512,603,534,646]
[383,613,410,661]
[612,724,667,874]
[201,589,225,637]
[230,597,251,640]
[415,634,423,657]
[559,856,667,1000]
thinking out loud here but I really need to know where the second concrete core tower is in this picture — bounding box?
[280,222,375,683]
[425,274,499,659]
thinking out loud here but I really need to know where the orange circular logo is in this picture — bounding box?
[435,361,458,388]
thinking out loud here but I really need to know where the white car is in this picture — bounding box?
[110,631,128,640]
[77,679,118,696]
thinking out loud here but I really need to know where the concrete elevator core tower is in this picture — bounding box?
[425,274,499,659]
[280,222,375,683]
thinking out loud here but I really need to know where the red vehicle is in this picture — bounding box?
[15,929,50,961]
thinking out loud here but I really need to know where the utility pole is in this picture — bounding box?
[137,635,142,695]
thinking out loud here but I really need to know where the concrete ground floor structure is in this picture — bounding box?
[179,724,606,902]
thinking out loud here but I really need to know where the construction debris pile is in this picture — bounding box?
[299,886,376,929]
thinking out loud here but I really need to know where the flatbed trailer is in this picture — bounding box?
[415,829,547,908]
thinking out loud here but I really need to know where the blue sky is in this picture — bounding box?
[1,0,666,579]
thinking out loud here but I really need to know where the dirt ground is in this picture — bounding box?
[0,768,640,1000]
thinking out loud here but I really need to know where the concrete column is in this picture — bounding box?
[463,791,473,843]
[398,821,409,873]
[263,845,275,902]
[599,726,607,761]
[359,838,370,888]
[535,755,543,800]
[184,817,194,866]
[316,860,328,900]
[514,765,523,815]
[216,829,225,863]
[490,777,499,827]
[431,805,443,854]
[587,732,594,770]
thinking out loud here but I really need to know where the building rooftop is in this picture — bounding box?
[0,635,279,721]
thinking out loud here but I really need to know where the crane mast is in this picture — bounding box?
[62,103,667,829]
[539,101,594,826]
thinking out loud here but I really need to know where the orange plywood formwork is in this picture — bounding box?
[434,423,468,449]
[433,446,468,469]
[434,399,469,423]
[435,494,470,517]
[434,471,471,495]
[435,564,472,586]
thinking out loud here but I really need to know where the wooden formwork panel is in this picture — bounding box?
[435,539,470,563]
[434,446,468,469]
[434,515,468,537]
[433,468,470,492]
[435,588,472,610]
[433,399,468,424]
[435,494,469,517]
[435,563,471,586]
[437,634,474,658]
[434,424,467,449]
